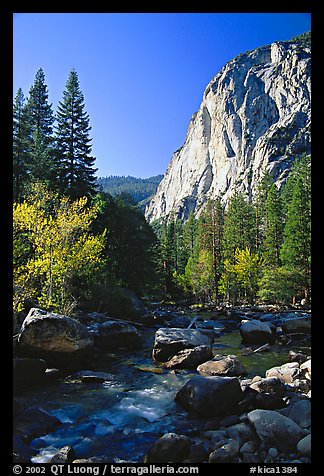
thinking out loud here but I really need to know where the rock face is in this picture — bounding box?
[145,39,311,222]
[17,308,93,367]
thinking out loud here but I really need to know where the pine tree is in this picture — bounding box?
[254,172,272,253]
[26,68,55,184]
[280,174,311,301]
[222,191,256,261]
[13,88,31,201]
[54,69,97,199]
[263,184,284,267]
[196,199,224,302]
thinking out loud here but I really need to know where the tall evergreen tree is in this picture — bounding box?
[280,174,311,300]
[54,69,97,199]
[254,172,272,253]
[196,199,224,302]
[13,88,31,201]
[222,191,256,261]
[26,68,55,183]
[263,184,284,267]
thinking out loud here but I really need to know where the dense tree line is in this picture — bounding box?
[155,154,311,306]
[97,175,163,203]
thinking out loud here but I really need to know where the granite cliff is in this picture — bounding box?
[145,38,311,222]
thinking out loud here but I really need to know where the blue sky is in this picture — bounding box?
[13,13,311,178]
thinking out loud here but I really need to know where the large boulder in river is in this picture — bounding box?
[282,315,311,334]
[152,328,213,362]
[175,375,243,417]
[247,409,305,452]
[163,345,213,369]
[17,308,93,367]
[239,319,275,345]
[91,320,142,349]
[197,354,247,377]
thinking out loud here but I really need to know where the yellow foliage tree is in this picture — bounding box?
[13,183,106,314]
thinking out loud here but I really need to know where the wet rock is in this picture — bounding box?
[92,320,142,349]
[297,434,311,456]
[14,406,61,439]
[144,433,191,463]
[152,328,213,362]
[163,345,213,369]
[17,308,93,367]
[48,446,76,463]
[247,409,305,452]
[197,354,247,377]
[13,358,47,383]
[239,320,275,345]
[73,370,112,383]
[175,375,243,417]
[208,438,240,463]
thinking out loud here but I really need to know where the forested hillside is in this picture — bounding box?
[96,175,163,203]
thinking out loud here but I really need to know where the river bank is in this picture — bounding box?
[13,302,311,464]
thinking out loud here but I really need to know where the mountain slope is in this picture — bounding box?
[145,36,311,222]
[97,174,163,203]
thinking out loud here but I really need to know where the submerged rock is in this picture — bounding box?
[13,358,47,383]
[14,406,61,439]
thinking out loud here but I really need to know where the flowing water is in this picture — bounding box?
[14,315,310,463]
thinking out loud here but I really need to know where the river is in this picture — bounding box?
[13,309,310,463]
